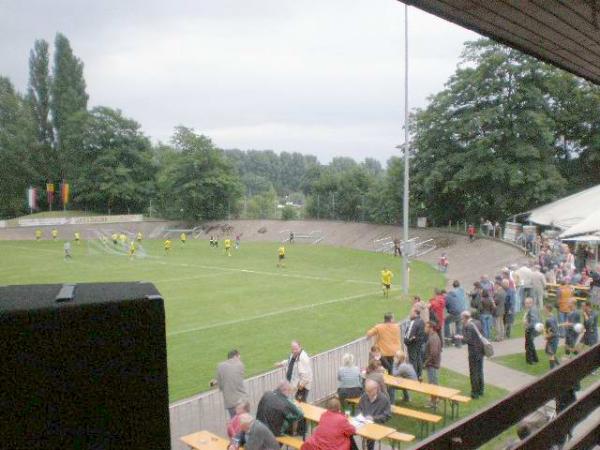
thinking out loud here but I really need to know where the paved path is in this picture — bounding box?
[440,336,546,392]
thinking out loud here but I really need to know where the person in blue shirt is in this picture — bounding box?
[564,300,581,357]
[543,303,560,369]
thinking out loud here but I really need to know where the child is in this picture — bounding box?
[438,253,449,272]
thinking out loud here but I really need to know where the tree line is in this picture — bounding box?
[1,35,599,224]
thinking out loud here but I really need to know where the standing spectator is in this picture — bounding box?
[543,304,560,369]
[423,321,442,409]
[523,297,540,365]
[337,353,363,408]
[444,284,464,346]
[514,264,533,313]
[429,289,446,342]
[275,341,313,402]
[256,381,304,437]
[556,281,574,338]
[564,300,581,357]
[236,414,279,450]
[412,296,429,323]
[211,349,247,418]
[300,398,356,450]
[366,313,401,376]
[479,290,495,339]
[469,282,483,312]
[582,301,599,348]
[467,224,476,242]
[530,266,546,308]
[459,311,485,399]
[358,380,391,450]
[392,351,417,402]
[493,280,506,341]
[502,279,515,339]
[404,308,426,381]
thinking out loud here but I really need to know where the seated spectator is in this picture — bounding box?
[228,400,251,439]
[368,345,382,363]
[358,380,391,450]
[337,353,363,407]
[256,381,303,437]
[392,350,417,402]
[234,414,279,450]
[300,398,356,450]
[364,359,387,398]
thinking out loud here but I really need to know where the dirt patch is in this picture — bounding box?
[432,236,456,248]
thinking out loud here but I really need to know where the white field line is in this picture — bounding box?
[167,290,375,337]
[3,244,378,287]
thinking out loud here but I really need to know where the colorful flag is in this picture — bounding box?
[61,182,70,206]
[27,187,37,210]
[46,183,55,208]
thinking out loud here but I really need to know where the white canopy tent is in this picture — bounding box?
[559,209,600,239]
[528,184,600,233]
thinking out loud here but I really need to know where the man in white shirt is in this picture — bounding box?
[275,340,313,402]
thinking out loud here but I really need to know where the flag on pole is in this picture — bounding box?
[46,183,55,209]
[27,187,37,210]
[61,182,70,207]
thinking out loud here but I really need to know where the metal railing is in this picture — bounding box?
[169,336,371,450]
[414,342,600,449]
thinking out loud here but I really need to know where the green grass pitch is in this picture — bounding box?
[0,238,445,401]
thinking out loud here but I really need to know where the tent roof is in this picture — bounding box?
[561,234,600,242]
[527,184,600,230]
[399,1,600,86]
[559,209,600,238]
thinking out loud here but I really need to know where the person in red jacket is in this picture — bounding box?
[300,398,356,450]
[428,289,446,343]
[467,224,476,242]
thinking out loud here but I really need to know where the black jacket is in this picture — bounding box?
[404,317,426,347]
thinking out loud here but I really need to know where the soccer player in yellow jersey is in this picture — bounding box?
[112,233,118,245]
[164,239,172,254]
[35,229,42,240]
[224,238,232,256]
[137,231,143,242]
[381,267,393,298]
[119,233,127,243]
[74,232,81,244]
[51,228,58,240]
[277,245,286,267]
[180,232,187,244]
[128,240,136,259]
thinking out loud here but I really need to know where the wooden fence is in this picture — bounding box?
[169,336,371,450]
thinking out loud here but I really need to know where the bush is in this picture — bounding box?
[281,205,297,220]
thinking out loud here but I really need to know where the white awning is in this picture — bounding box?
[559,208,600,239]
[561,234,600,242]
[528,184,600,230]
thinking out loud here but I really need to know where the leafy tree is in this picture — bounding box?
[27,39,54,148]
[281,204,297,220]
[157,127,242,221]
[50,33,88,180]
[73,107,155,213]
[246,187,278,219]
[0,77,38,218]
[411,39,567,224]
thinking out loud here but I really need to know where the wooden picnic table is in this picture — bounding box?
[546,283,590,291]
[383,374,461,424]
[181,430,237,450]
[295,401,400,449]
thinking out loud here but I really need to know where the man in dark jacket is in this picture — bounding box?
[423,321,442,408]
[256,381,304,436]
[493,280,506,341]
[404,308,426,381]
[460,311,485,399]
[523,297,540,365]
[444,283,464,347]
[358,379,391,450]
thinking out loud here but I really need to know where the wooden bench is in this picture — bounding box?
[276,435,304,450]
[387,431,415,450]
[450,394,471,419]
[391,405,442,437]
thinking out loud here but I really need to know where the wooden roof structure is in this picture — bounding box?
[400,0,600,85]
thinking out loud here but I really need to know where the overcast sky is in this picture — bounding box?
[1,0,478,164]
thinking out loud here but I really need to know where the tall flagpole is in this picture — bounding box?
[402,3,410,296]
